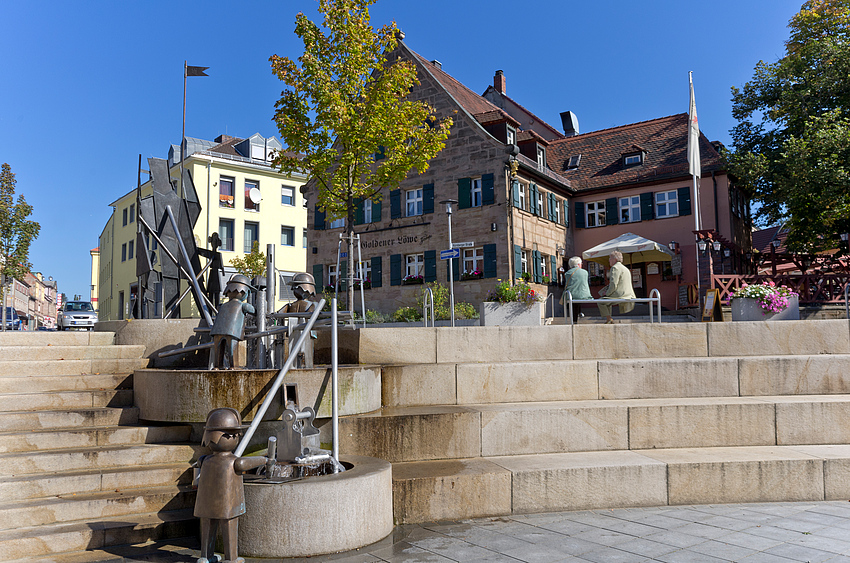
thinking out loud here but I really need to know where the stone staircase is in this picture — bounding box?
[340,320,850,524]
[0,331,198,562]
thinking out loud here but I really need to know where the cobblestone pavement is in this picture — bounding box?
[240,501,850,563]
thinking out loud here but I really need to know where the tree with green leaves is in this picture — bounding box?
[270,0,452,307]
[229,241,266,279]
[0,163,40,330]
[728,0,850,251]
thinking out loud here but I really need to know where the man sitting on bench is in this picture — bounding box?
[597,250,636,324]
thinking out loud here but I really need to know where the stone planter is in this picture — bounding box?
[480,301,542,326]
[731,295,800,321]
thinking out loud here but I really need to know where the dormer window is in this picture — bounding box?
[537,146,546,169]
[624,153,643,166]
[506,127,516,146]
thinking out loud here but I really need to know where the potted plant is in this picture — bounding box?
[460,269,483,281]
[480,279,543,326]
[402,274,424,285]
[728,281,800,321]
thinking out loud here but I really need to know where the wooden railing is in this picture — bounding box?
[712,274,850,305]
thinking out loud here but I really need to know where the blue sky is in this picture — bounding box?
[1,0,801,300]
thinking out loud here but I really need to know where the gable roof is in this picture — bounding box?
[547,114,725,192]
[482,85,564,141]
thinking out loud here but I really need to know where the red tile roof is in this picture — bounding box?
[474,109,520,127]
[411,51,502,118]
[547,114,725,192]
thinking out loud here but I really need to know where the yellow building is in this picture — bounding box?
[98,134,308,320]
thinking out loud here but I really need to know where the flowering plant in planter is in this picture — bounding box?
[460,269,483,281]
[486,279,541,305]
[728,281,798,314]
[402,274,424,284]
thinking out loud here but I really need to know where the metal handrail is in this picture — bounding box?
[544,292,555,319]
[422,287,435,327]
[235,298,326,457]
[846,283,849,320]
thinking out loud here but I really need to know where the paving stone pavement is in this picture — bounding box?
[138,501,850,562]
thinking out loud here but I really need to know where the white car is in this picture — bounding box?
[57,301,98,331]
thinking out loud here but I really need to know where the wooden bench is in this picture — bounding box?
[563,289,662,325]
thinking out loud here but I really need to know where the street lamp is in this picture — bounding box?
[697,240,707,252]
[439,199,459,327]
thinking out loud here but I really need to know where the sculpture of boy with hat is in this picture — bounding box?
[194,407,268,563]
[210,274,255,369]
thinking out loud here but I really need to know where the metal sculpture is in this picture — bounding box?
[210,275,255,369]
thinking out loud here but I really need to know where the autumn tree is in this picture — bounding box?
[270,0,452,307]
[728,0,850,251]
[229,241,267,279]
[0,163,40,329]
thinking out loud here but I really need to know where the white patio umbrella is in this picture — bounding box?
[581,232,675,266]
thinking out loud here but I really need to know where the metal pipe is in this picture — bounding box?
[266,243,275,314]
[356,234,366,328]
[165,205,212,327]
[332,298,340,471]
[235,298,326,456]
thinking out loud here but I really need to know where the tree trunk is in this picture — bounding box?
[346,204,356,314]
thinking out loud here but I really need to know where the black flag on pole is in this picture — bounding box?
[186,65,209,77]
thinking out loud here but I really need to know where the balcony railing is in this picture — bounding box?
[712,274,850,305]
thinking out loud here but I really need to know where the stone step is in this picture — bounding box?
[0,407,139,432]
[0,345,146,362]
[337,396,850,463]
[0,462,192,501]
[0,510,197,562]
[0,332,115,347]
[0,424,192,454]
[391,444,850,523]
[0,389,133,412]
[0,485,196,531]
[0,374,131,395]
[6,535,198,563]
[0,358,148,378]
[0,443,198,477]
[381,354,850,407]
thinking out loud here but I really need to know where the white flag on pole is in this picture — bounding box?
[688,71,701,179]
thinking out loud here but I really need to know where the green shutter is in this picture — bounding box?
[314,205,325,230]
[423,183,434,214]
[483,244,497,278]
[606,197,619,225]
[354,199,364,225]
[532,250,542,283]
[549,193,556,222]
[550,255,557,282]
[339,260,347,290]
[312,264,324,288]
[514,245,523,279]
[574,202,585,228]
[677,187,692,216]
[371,198,382,223]
[482,173,495,205]
[371,256,382,288]
[512,180,520,207]
[563,200,570,226]
[529,184,538,215]
[640,192,654,220]
[424,250,436,282]
[390,189,401,219]
[390,254,402,286]
[458,178,472,209]
[448,256,460,281]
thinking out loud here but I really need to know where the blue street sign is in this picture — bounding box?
[440,248,460,260]
[340,252,347,258]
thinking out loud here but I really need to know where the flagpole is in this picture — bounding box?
[688,71,702,306]
[181,61,187,200]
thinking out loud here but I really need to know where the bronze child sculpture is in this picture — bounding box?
[210,274,255,369]
[194,407,268,563]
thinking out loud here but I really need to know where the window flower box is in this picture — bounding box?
[460,271,483,281]
[402,275,424,285]
[729,282,800,321]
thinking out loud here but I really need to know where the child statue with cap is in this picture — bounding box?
[195,407,268,563]
[210,274,255,369]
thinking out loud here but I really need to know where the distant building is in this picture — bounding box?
[90,247,99,309]
[304,40,751,314]
[7,272,58,329]
[98,134,308,321]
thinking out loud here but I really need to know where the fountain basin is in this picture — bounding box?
[239,455,393,558]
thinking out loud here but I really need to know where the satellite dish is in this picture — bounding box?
[249,187,262,204]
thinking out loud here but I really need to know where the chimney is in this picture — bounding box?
[215,134,235,144]
[560,111,579,137]
[494,70,506,95]
[431,60,442,70]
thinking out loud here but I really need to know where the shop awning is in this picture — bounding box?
[582,232,675,266]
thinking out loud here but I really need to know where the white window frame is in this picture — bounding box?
[281,185,295,206]
[586,200,606,228]
[363,199,373,223]
[220,176,235,208]
[518,182,526,210]
[537,192,544,216]
[471,178,482,207]
[328,264,339,288]
[245,180,260,212]
[463,247,484,275]
[507,127,516,146]
[554,199,561,223]
[521,250,529,275]
[357,260,372,284]
[406,188,423,217]
[619,195,641,223]
[537,146,546,169]
[328,217,345,229]
[280,225,295,247]
[405,253,424,278]
[656,190,679,218]
[540,253,547,278]
[244,221,259,253]
[624,153,642,166]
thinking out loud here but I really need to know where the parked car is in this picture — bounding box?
[57,301,98,331]
[3,307,21,330]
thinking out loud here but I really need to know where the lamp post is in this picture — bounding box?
[440,199,458,327]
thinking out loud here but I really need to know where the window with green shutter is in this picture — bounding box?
[390,254,402,286]
[458,178,472,209]
[514,245,523,279]
[483,244,497,278]
[482,173,495,205]
[371,256,382,288]
[424,250,437,282]
[423,183,435,214]
[312,264,324,288]
[314,206,325,230]
[390,189,401,219]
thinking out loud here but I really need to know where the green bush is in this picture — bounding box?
[391,306,422,323]
[454,301,479,319]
